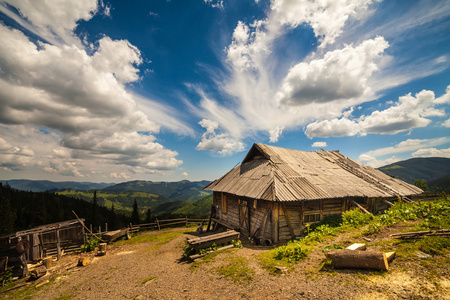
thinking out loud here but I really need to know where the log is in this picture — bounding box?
[385,251,396,263]
[346,243,366,251]
[30,265,47,279]
[77,257,90,266]
[325,249,389,271]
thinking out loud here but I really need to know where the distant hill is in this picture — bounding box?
[103,180,211,203]
[57,190,173,213]
[152,194,213,218]
[0,179,113,192]
[377,157,450,184]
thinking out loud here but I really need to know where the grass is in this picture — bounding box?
[114,228,189,247]
[216,256,255,283]
[52,293,75,300]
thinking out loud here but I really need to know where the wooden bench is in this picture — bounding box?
[187,230,239,251]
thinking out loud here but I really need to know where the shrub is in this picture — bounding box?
[342,209,373,227]
[362,222,383,236]
[81,237,99,252]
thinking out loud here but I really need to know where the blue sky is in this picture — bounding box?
[0,0,449,183]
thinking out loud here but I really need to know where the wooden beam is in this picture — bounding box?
[271,203,279,243]
[380,198,394,206]
[325,249,389,271]
[351,200,372,215]
[56,229,61,260]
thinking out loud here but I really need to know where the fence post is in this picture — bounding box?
[156,218,161,231]
[185,216,188,227]
[90,224,92,233]
[99,226,101,233]
[105,223,108,232]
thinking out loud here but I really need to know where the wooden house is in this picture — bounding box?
[205,143,423,244]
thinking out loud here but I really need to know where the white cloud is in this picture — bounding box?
[0,2,190,179]
[306,118,360,138]
[442,119,450,128]
[196,119,245,155]
[0,0,98,46]
[270,0,375,48]
[362,137,450,158]
[181,172,189,177]
[203,0,224,10]
[358,154,400,168]
[305,87,448,138]
[311,142,327,148]
[277,37,388,107]
[412,148,450,158]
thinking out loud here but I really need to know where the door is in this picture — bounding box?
[239,200,250,235]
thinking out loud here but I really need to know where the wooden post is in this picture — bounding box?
[105,223,108,232]
[186,216,188,227]
[156,218,161,231]
[56,229,61,261]
[271,202,279,243]
[99,226,101,233]
[90,224,92,233]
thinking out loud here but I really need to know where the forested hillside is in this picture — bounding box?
[0,183,128,236]
[378,157,450,184]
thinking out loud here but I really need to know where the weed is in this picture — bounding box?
[417,237,450,255]
[274,242,309,262]
[322,244,344,253]
[362,222,383,236]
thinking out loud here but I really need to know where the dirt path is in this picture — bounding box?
[3,226,450,299]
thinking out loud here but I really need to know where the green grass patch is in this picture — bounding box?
[216,256,255,283]
[114,229,188,247]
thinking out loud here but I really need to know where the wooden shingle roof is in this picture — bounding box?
[204,143,423,201]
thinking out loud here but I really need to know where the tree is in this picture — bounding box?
[414,179,429,192]
[131,199,140,224]
[110,204,117,230]
[145,208,152,223]
[91,190,99,227]
[0,196,16,235]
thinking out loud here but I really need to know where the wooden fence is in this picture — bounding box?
[88,216,208,237]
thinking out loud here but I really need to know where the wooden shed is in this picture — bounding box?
[205,143,423,243]
[0,219,86,277]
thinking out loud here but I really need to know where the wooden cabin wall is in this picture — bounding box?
[213,192,240,230]
[278,202,302,241]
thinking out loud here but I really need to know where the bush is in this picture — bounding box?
[362,222,383,236]
[342,209,373,227]
[81,237,99,252]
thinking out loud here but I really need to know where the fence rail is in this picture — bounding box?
[87,216,208,237]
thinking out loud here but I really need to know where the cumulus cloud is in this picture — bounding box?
[442,119,450,128]
[305,87,448,138]
[0,1,189,179]
[196,119,245,155]
[277,37,388,106]
[412,148,450,158]
[195,0,383,154]
[311,142,327,148]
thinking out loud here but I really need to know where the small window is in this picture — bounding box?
[221,193,227,214]
[303,211,322,224]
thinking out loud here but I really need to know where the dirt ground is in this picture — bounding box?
[2,225,450,300]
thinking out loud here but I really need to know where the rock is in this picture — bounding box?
[415,251,432,259]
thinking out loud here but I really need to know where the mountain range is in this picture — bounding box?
[3,157,449,217]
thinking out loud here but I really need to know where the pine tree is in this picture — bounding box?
[0,195,16,235]
[131,199,140,224]
[145,208,152,223]
[110,204,117,230]
[91,190,99,227]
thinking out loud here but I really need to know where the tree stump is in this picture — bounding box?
[325,249,389,271]
[42,257,52,269]
[98,243,107,256]
[77,257,90,266]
